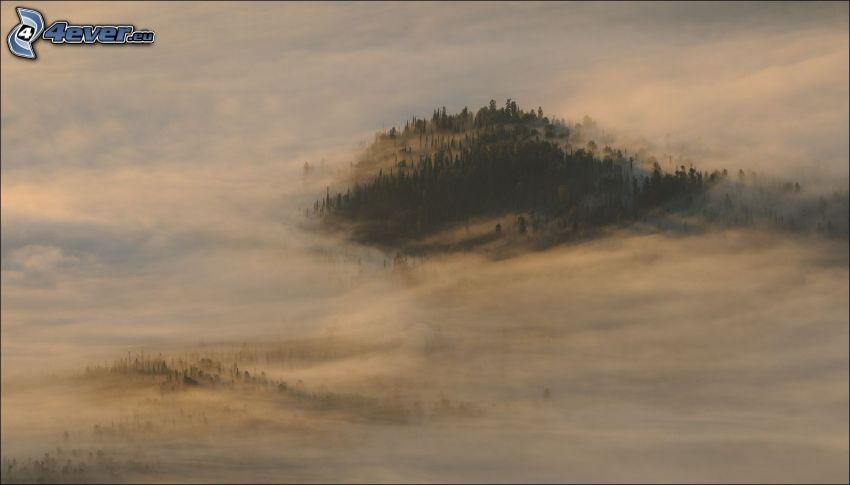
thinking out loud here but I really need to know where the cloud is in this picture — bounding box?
[2,0,846,378]
[555,25,849,180]
[6,244,71,271]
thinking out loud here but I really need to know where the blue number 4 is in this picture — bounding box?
[43,22,67,43]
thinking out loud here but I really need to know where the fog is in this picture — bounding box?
[3,230,847,482]
[2,1,848,483]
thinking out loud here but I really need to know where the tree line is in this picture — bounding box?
[314,100,833,246]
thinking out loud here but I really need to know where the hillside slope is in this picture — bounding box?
[313,100,847,252]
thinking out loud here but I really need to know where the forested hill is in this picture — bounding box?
[311,100,848,252]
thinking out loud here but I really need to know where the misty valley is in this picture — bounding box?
[3,3,850,479]
[2,100,848,483]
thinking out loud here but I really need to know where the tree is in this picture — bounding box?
[517,215,527,235]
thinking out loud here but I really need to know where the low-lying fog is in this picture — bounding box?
[2,229,848,483]
[2,2,848,483]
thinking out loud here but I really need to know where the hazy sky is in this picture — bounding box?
[2,1,849,367]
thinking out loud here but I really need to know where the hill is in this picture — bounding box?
[313,100,847,252]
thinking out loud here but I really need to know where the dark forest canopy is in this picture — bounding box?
[311,100,848,252]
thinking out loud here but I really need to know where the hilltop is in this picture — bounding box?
[312,100,848,253]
